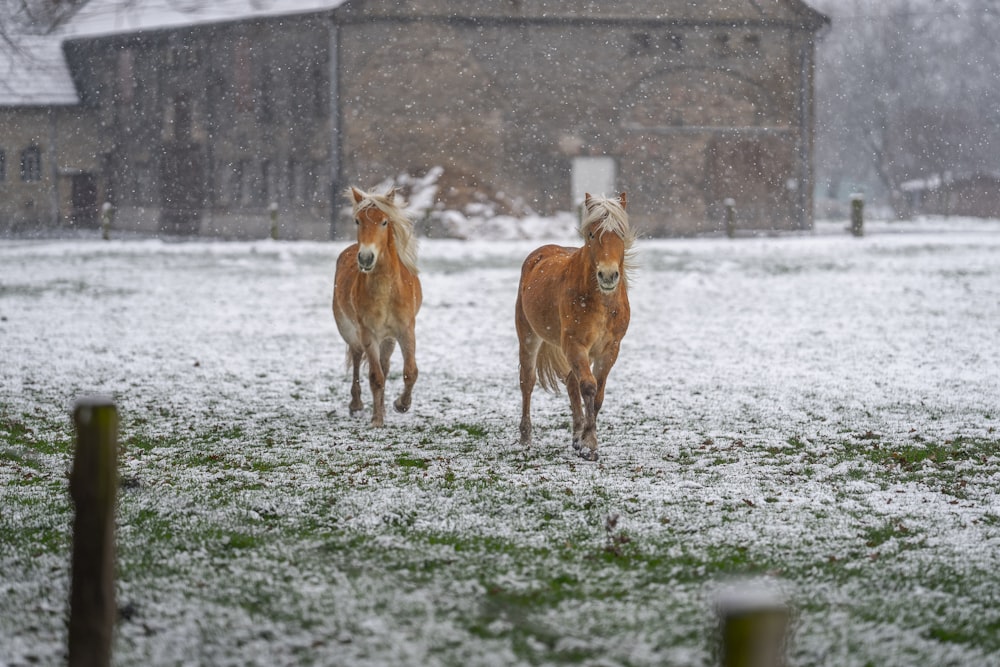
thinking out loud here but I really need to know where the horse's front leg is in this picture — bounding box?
[592,341,621,418]
[565,372,586,451]
[349,346,365,416]
[394,327,417,413]
[566,344,599,460]
[363,335,386,427]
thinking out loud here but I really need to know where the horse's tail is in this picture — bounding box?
[535,342,569,393]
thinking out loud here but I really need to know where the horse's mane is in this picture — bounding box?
[581,195,637,282]
[348,187,419,274]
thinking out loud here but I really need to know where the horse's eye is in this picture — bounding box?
[589,232,595,239]
[382,220,389,227]
[354,218,360,225]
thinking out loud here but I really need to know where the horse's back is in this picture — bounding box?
[520,244,572,277]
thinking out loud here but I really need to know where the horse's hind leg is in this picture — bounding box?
[517,334,542,447]
[565,372,586,451]
[349,346,365,416]
[394,329,417,414]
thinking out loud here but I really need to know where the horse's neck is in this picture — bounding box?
[362,237,402,287]
[569,246,599,295]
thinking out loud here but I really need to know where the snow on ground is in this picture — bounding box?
[1,215,999,666]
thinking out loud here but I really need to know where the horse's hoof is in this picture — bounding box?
[393,399,410,413]
[579,448,599,462]
[572,438,582,450]
[349,407,365,418]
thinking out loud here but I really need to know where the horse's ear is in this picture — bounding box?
[584,193,594,211]
[619,192,627,210]
[386,187,396,204]
[350,187,364,204]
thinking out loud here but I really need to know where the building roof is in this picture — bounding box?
[0,36,80,106]
[0,0,348,107]
[1,0,825,107]
[61,0,348,40]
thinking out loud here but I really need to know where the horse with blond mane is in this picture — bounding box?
[332,186,422,426]
[515,192,635,461]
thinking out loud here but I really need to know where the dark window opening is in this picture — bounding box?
[20,146,42,182]
[629,33,652,56]
[713,33,731,57]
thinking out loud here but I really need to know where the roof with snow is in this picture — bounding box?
[0,0,348,107]
[0,36,79,106]
[60,0,348,40]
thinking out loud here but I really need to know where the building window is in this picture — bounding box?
[713,33,731,57]
[287,158,302,202]
[234,39,254,113]
[743,34,761,56]
[629,33,652,56]
[0,149,5,181]
[257,67,274,124]
[20,146,42,182]
[668,32,684,52]
[117,48,135,105]
[259,159,272,204]
[311,65,326,117]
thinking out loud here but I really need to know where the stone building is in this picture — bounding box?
[0,0,827,238]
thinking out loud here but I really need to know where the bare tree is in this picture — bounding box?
[812,0,1000,215]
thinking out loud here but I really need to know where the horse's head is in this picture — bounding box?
[350,186,397,273]
[583,192,632,294]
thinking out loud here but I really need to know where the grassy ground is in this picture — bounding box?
[2,225,999,665]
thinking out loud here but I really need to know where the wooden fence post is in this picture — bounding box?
[724,198,737,239]
[100,203,113,241]
[69,396,119,667]
[269,201,279,240]
[850,194,865,237]
[717,584,791,667]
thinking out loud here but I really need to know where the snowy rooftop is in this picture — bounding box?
[0,0,347,107]
[60,0,348,40]
[0,36,79,106]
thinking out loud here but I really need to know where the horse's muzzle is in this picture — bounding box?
[357,248,376,273]
[597,268,620,293]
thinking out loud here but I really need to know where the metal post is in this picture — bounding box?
[717,584,791,667]
[100,203,113,241]
[850,194,864,237]
[724,198,736,238]
[269,201,279,240]
[69,397,119,667]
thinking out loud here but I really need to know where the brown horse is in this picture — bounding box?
[515,192,634,461]
[332,186,422,426]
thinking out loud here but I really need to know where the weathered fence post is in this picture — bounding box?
[69,396,119,667]
[849,194,864,237]
[724,198,737,239]
[717,584,791,667]
[269,201,279,240]
[100,203,113,241]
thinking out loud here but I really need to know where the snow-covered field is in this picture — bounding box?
[1,217,999,666]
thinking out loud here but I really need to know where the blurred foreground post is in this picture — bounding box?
[849,194,864,237]
[69,397,119,667]
[100,203,113,241]
[724,198,736,238]
[717,583,790,667]
[269,201,279,240]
